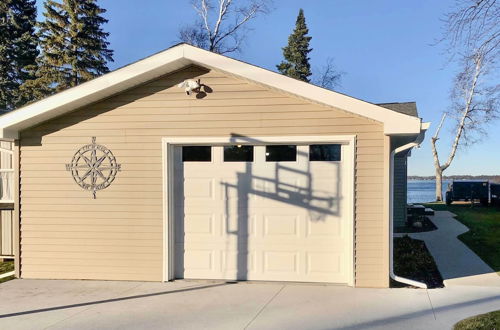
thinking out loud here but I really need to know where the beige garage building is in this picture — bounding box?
[0,44,428,288]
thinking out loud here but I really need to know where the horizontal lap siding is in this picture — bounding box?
[20,66,387,286]
[1,209,14,256]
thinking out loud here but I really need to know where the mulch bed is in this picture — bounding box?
[391,235,444,288]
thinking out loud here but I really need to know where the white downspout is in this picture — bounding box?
[389,123,429,289]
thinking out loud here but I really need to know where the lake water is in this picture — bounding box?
[407,180,451,204]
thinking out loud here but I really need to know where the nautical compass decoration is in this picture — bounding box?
[66,137,121,199]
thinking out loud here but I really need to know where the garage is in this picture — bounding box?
[0,44,428,287]
[166,137,354,284]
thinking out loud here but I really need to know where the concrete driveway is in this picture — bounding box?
[0,279,499,330]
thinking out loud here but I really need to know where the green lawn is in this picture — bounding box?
[454,310,500,330]
[424,202,500,273]
[0,260,14,284]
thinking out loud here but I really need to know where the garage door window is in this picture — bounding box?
[182,146,211,162]
[224,145,254,162]
[309,144,341,161]
[265,145,296,162]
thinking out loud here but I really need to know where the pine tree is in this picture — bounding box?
[12,0,39,108]
[37,0,114,94]
[0,0,38,111]
[0,2,15,111]
[277,9,312,82]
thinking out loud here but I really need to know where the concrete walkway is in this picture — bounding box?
[404,211,500,287]
[0,279,499,330]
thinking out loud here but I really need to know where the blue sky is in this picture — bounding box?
[35,0,499,176]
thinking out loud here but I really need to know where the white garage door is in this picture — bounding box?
[173,143,352,283]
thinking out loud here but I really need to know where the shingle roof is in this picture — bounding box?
[377,102,418,117]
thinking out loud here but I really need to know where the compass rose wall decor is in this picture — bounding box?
[65,137,121,199]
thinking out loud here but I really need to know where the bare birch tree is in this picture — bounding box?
[178,0,271,54]
[431,0,499,201]
[313,57,343,90]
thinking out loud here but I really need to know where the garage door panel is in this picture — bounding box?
[221,251,256,275]
[183,213,217,235]
[306,216,342,237]
[263,215,299,237]
[223,214,257,238]
[306,252,342,274]
[308,179,341,193]
[183,249,215,271]
[261,177,302,194]
[263,251,299,273]
[221,178,256,201]
[307,198,341,217]
[184,178,215,199]
[174,144,351,283]
[222,198,256,216]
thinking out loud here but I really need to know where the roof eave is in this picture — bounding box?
[182,46,422,135]
[0,43,423,138]
[0,46,189,137]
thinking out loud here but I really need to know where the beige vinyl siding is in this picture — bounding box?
[0,209,14,257]
[19,65,387,286]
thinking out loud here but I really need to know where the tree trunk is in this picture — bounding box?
[431,113,447,202]
[435,168,443,201]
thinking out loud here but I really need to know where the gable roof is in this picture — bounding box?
[377,102,418,117]
[0,43,424,139]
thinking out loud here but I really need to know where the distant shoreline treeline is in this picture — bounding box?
[408,175,500,183]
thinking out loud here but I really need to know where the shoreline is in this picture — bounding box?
[408,176,499,183]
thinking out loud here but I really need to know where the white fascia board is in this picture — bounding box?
[0,43,422,138]
[0,46,189,138]
[183,46,422,135]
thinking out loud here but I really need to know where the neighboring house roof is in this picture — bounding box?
[377,102,418,118]
[0,43,425,139]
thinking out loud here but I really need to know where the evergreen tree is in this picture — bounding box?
[37,0,113,94]
[277,9,312,82]
[0,2,15,111]
[12,0,39,108]
[0,0,38,111]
